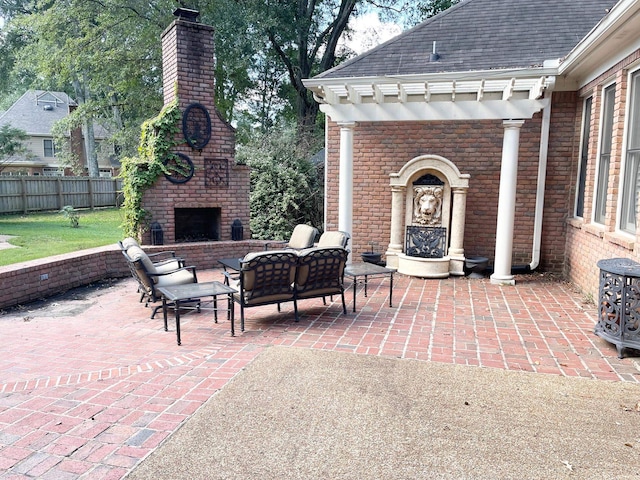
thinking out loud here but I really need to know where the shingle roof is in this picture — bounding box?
[0,90,77,135]
[317,0,617,79]
[0,90,109,138]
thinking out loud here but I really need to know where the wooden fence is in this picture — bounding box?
[0,176,123,214]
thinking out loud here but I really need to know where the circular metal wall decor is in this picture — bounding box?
[182,103,211,150]
[163,153,194,184]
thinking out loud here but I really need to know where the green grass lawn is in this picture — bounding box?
[0,208,124,266]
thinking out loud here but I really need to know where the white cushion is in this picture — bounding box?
[155,260,182,273]
[288,225,317,249]
[317,231,347,247]
[121,237,139,250]
[155,269,195,287]
[126,245,157,274]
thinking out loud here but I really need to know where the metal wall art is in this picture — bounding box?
[405,226,446,258]
[182,103,211,149]
[163,152,194,184]
[204,158,229,187]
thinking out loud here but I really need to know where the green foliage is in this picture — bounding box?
[119,97,181,238]
[0,123,28,170]
[237,123,323,240]
[0,208,123,266]
[2,0,171,167]
[60,205,80,228]
[0,0,447,155]
[416,0,460,20]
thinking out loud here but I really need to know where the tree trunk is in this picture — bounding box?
[73,77,100,177]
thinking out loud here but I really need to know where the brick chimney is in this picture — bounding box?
[140,9,250,244]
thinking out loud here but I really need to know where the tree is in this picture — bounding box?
[237,123,323,240]
[0,123,28,172]
[240,0,460,141]
[4,0,177,174]
[415,0,460,20]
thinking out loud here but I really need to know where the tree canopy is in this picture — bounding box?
[0,0,458,231]
[0,0,458,149]
[0,124,29,172]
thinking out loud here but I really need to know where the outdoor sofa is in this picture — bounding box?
[227,246,348,334]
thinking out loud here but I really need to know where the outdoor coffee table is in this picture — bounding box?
[157,281,236,345]
[344,263,396,312]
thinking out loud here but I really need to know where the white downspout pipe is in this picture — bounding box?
[530,91,553,271]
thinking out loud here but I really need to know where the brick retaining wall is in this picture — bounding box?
[0,240,265,310]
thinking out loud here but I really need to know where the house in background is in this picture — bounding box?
[0,90,115,177]
[304,0,640,298]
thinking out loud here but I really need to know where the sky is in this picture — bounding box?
[342,12,403,56]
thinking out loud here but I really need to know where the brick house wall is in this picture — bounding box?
[326,94,575,272]
[564,48,640,299]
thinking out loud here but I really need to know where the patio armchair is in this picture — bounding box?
[119,237,183,270]
[123,246,198,319]
[295,247,348,314]
[264,224,319,251]
[227,250,299,333]
[120,239,185,304]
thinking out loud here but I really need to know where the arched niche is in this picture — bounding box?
[387,155,470,278]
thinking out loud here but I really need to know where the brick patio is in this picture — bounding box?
[0,269,637,479]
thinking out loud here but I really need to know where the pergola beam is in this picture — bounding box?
[313,77,548,105]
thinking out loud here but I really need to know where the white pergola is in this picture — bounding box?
[303,67,557,284]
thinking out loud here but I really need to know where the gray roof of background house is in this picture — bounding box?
[0,90,77,135]
[317,0,618,79]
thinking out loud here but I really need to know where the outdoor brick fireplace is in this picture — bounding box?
[140,8,250,245]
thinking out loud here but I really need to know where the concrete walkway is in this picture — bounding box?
[0,269,637,478]
[0,235,17,250]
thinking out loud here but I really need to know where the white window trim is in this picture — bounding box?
[592,81,616,225]
[617,65,640,237]
[574,95,592,219]
[43,138,56,158]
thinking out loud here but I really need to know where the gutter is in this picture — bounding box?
[529,83,555,271]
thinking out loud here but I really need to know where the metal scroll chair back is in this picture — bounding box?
[295,247,348,314]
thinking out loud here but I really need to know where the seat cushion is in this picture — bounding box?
[126,246,157,275]
[288,225,317,249]
[317,231,347,248]
[155,269,196,287]
[241,251,297,291]
[296,247,346,288]
[155,260,182,273]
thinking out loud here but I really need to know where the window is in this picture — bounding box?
[42,167,63,177]
[594,84,616,224]
[576,96,592,218]
[621,71,640,233]
[43,139,55,158]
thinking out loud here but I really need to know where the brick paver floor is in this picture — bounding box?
[0,269,637,479]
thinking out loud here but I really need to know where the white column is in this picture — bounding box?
[386,185,405,268]
[448,187,467,275]
[491,120,524,285]
[338,122,355,237]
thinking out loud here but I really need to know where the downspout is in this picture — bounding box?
[529,84,555,271]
